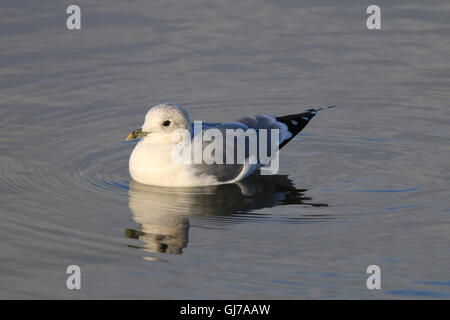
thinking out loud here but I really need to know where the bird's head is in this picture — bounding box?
[126,103,191,143]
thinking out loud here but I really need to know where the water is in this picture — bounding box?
[1,0,449,299]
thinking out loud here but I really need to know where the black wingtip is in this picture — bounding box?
[275,106,335,149]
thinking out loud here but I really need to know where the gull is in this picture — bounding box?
[126,103,333,187]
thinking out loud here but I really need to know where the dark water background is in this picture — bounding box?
[1,0,449,298]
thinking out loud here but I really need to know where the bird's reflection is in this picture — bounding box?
[125,173,328,256]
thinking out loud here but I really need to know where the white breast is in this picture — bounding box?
[129,140,219,187]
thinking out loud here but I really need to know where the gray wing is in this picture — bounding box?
[189,115,291,183]
[190,122,246,183]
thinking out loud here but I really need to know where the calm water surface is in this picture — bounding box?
[1,0,450,299]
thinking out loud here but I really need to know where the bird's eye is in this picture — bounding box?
[162,120,171,126]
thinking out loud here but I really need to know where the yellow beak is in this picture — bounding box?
[126,128,148,141]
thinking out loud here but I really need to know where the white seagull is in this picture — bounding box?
[126,103,332,187]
